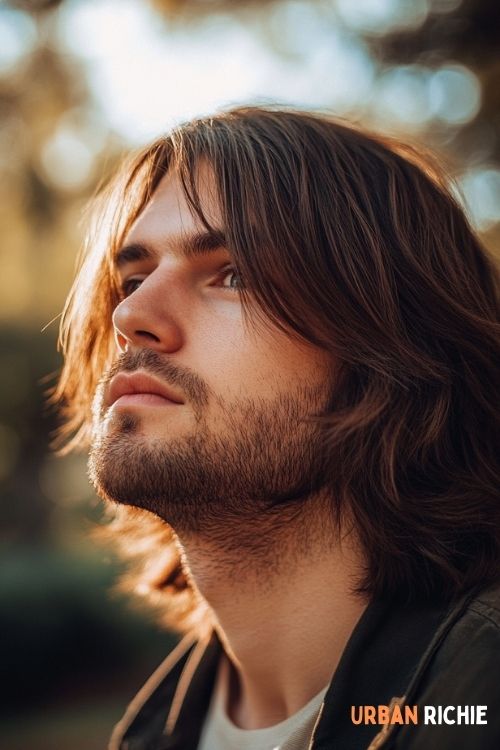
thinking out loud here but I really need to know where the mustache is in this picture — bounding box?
[103,349,210,408]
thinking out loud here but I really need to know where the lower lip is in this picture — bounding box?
[112,393,180,408]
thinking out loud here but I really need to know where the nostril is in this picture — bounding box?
[136,330,161,343]
[115,332,129,353]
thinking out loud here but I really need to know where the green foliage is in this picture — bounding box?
[0,544,178,716]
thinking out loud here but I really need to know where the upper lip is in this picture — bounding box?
[106,371,184,407]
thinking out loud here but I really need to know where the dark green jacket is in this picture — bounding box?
[109,582,500,750]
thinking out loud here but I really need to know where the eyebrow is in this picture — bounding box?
[114,229,227,269]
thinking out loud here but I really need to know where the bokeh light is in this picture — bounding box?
[428,64,481,124]
[335,0,429,34]
[374,65,431,127]
[39,124,95,191]
[460,167,500,230]
[0,8,36,74]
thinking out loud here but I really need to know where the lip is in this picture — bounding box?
[106,371,184,408]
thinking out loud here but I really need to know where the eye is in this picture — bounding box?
[120,277,144,297]
[218,266,244,290]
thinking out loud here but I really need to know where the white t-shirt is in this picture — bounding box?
[198,657,328,750]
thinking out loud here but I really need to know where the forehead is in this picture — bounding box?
[126,162,221,245]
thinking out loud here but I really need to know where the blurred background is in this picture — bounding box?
[0,0,499,748]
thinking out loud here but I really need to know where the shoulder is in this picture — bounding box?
[421,581,500,691]
[467,581,500,631]
[436,581,500,671]
[389,583,500,750]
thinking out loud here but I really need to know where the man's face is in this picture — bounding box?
[89,167,334,539]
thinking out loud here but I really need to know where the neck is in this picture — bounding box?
[176,498,367,729]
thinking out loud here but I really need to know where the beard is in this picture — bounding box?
[89,350,331,542]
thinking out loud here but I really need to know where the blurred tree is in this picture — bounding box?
[6,0,63,12]
[5,0,499,170]
[149,0,279,14]
[149,0,500,166]
[0,9,114,547]
[0,18,97,324]
[369,0,500,164]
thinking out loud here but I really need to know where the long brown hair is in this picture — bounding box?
[55,106,500,632]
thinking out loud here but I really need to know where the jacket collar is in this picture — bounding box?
[312,597,453,749]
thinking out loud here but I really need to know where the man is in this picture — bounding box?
[56,107,500,749]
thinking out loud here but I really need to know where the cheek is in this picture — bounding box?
[189,330,276,400]
[249,327,331,389]
[212,339,326,403]
[192,309,330,398]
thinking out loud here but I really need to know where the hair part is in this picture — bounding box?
[55,106,500,633]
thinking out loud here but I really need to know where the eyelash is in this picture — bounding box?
[120,278,143,298]
[218,266,244,290]
[119,266,243,298]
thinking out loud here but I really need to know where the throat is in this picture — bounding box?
[176,511,367,730]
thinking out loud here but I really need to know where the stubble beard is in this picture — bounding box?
[89,358,331,547]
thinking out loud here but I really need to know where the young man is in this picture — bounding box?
[56,107,500,749]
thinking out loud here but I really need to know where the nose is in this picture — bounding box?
[112,268,184,354]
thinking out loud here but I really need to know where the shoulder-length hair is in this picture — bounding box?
[55,106,500,633]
